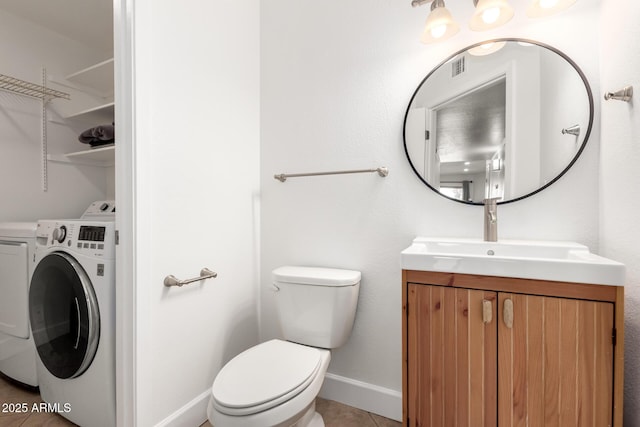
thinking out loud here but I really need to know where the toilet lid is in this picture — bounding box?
[212,339,322,415]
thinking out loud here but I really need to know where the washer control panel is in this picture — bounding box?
[36,220,115,259]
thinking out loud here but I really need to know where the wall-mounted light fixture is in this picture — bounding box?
[418,0,460,43]
[469,0,514,31]
[412,0,577,43]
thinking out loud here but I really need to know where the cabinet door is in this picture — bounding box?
[407,284,497,427]
[498,293,614,426]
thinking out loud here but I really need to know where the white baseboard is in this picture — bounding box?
[318,373,402,422]
[155,389,210,427]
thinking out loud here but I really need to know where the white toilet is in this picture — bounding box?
[207,266,361,427]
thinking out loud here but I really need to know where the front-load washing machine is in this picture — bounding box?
[29,219,115,426]
[0,222,39,387]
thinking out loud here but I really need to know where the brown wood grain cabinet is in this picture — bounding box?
[402,270,624,427]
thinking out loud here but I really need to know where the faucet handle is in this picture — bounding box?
[483,197,499,242]
[484,197,499,221]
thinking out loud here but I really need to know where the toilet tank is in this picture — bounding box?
[273,266,361,349]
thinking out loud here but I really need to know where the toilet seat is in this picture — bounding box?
[212,339,323,416]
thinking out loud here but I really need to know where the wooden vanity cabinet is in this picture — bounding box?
[402,270,624,427]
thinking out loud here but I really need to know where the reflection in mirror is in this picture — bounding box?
[403,39,593,204]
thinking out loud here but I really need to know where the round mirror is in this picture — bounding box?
[403,39,594,204]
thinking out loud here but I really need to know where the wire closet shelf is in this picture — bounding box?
[0,73,70,100]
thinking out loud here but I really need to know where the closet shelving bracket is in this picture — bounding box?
[0,69,70,192]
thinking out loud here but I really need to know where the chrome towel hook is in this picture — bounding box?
[561,124,580,136]
[604,86,633,102]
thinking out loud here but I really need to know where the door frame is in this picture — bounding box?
[114,0,136,424]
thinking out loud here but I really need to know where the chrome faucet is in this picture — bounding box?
[483,198,499,242]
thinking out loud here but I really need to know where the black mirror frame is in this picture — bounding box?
[402,38,595,205]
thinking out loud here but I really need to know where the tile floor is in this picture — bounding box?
[1,374,400,427]
[0,374,76,426]
[199,398,401,427]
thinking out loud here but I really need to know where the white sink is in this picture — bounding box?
[401,237,625,286]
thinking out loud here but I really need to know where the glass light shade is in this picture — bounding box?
[420,5,460,44]
[468,41,507,56]
[526,0,576,18]
[469,0,514,31]
[481,7,501,24]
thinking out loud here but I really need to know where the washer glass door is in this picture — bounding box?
[29,252,100,379]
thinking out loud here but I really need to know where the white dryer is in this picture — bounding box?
[29,219,116,427]
[0,222,38,387]
[81,200,116,220]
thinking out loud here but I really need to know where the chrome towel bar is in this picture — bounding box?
[164,268,217,287]
[274,167,389,182]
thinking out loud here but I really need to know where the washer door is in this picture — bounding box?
[29,251,100,379]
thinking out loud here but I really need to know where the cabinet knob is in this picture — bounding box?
[503,298,514,328]
[482,299,493,324]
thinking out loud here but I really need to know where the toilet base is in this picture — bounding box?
[291,401,324,427]
[305,412,324,427]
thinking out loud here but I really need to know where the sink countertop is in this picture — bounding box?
[401,237,626,286]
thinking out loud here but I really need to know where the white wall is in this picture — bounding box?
[261,0,601,420]
[599,1,640,424]
[0,9,111,221]
[128,0,261,425]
